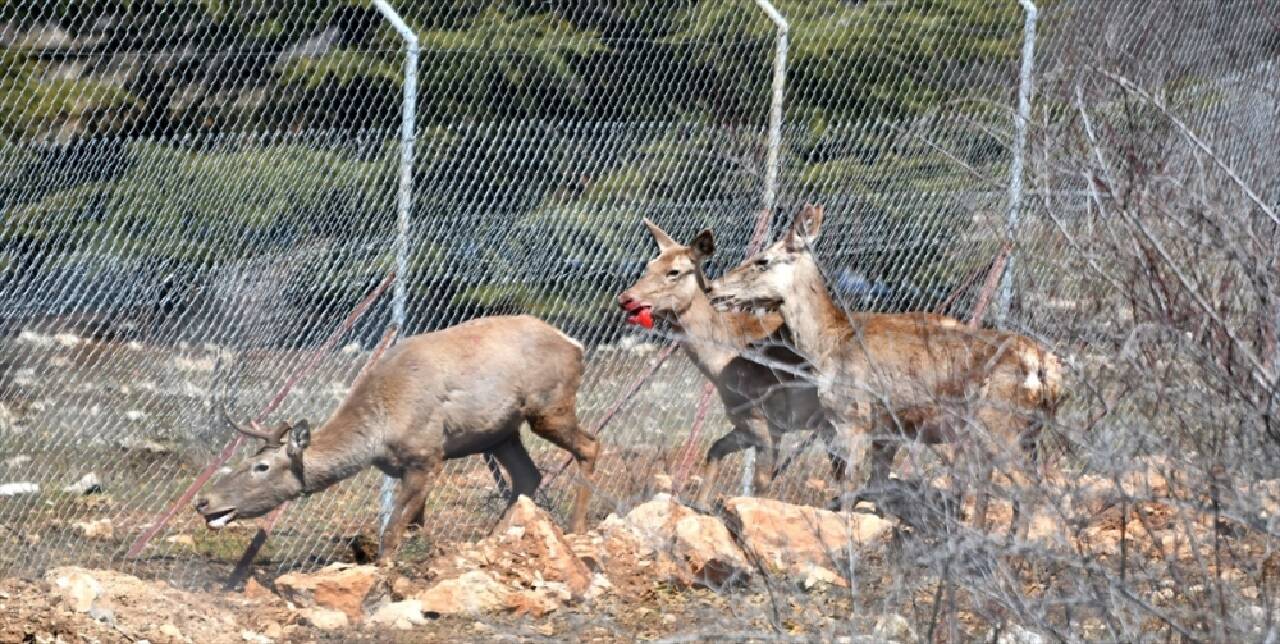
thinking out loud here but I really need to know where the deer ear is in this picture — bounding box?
[642,218,678,252]
[287,420,311,460]
[785,203,825,251]
[689,228,715,262]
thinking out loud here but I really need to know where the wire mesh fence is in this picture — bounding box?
[2,0,1279,640]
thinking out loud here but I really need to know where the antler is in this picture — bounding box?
[220,404,289,446]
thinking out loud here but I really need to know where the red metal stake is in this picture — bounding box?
[968,242,1013,328]
[672,385,717,490]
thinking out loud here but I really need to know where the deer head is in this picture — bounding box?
[616,218,716,327]
[709,203,825,314]
[193,406,311,529]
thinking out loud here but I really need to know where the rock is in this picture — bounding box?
[368,599,427,630]
[117,438,173,455]
[18,331,53,347]
[722,497,893,583]
[0,482,38,496]
[303,607,349,630]
[416,570,511,615]
[274,563,380,622]
[53,332,82,348]
[873,613,915,643]
[652,473,673,493]
[1025,513,1065,544]
[584,573,612,601]
[164,534,196,548]
[506,588,563,618]
[593,494,750,589]
[45,567,101,612]
[72,519,114,540]
[496,496,592,597]
[2,454,30,468]
[598,497,694,579]
[800,564,845,591]
[159,623,184,641]
[261,621,283,640]
[240,630,271,643]
[390,575,417,601]
[243,578,275,602]
[672,513,750,586]
[995,624,1046,644]
[622,494,687,536]
[41,567,240,642]
[88,605,115,626]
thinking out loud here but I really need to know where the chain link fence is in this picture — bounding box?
[2,0,1279,639]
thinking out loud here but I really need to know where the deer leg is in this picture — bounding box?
[832,405,874,512]
[1007,424,1043,542]
[488,432,541,503]
[749,417,777,497]
[528,408,597,534]
[859,438,900,506]
[408,500,427,532]
[959,421,995,534]
[379,457,443,564]
[852,409,908,510]
[484,451,512,500]
[699,427,750,507]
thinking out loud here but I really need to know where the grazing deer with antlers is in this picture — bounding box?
[194,315,598,562]
[708,204,1063,529]
[617,219,958,504]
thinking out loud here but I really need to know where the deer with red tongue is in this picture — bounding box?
[616,219,956,504]
[193,315,599,563]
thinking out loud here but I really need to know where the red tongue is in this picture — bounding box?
[627,308,654,329]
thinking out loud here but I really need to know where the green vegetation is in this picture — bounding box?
[0,1,1027,339]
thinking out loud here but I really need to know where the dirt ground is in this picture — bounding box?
[6,462,1278,644]
[0,571,883,643]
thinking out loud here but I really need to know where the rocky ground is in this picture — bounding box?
[1,493,898,643]
[4,457,1279,643]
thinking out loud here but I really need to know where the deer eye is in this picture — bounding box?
[666,269,682,278]
[754,258,770,269]
[253,462,269,473]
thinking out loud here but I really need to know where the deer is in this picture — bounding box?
[616,218,959,505]
[707,204,1064,532]
[193,315,599,563]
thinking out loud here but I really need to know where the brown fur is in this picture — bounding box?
[710,204,1064,529]
[195,315,598,563]
[618,219,959,504]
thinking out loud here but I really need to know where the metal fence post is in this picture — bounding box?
[373,0,418,534]
[743,0,789,497]
[996,0,1038,325]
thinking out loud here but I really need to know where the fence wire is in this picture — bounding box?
[2,0,1279,640]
